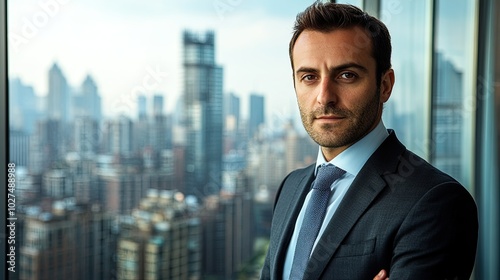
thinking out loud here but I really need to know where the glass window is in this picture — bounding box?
[432,0,477,189]
[381,0,432,159]
[336,0,363,8]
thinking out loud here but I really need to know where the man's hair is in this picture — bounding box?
[289,2,392,85]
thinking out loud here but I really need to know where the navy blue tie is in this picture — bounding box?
[289,164,345,279]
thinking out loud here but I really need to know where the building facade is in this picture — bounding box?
[47,63,69,123]
[19,201,115,280]
[116,190,201,280]
[248,94,265,140]
[182,30,224,198]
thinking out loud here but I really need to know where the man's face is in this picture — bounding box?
[292,27,393,160]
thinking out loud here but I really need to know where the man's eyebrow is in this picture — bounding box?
[295,67,318,76]
[331,63,369,73]
[295,63,369,76]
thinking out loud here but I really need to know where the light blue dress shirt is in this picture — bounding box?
[282,121,389,280]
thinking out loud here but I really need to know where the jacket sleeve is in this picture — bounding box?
[389,182,478,279]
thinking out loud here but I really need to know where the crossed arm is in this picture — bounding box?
[261,178,478,279]
[374,183,477,280]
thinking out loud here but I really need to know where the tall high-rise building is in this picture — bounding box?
[47,63,69,123]
[225,92,240,132]
[9,78,40,133]
[151,115,169,152]
[152,94,170,152]
[103,116,133,156]
[249,94,265,139]
[138,95,147,120]
[9,129,30,167]
[153,94,164,116]
[223,92,241,153]
[182,30,223,198]
[133,118,150,153]
[29,119,63,173]
[73,117,99,157]
[80,75,102,122]
[201,193,254,279]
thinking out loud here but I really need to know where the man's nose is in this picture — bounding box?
[316,77,337,106]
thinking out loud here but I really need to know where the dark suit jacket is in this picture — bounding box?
[261,131,478,280]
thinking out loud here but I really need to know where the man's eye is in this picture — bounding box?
[340,72,356,79]
[302,74,316,81]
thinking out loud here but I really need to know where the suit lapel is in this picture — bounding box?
[304,131,405,279]
[272,165,316,279]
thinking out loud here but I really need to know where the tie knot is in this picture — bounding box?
[313,164,346,191]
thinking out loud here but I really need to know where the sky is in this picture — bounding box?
[7,0,315,121]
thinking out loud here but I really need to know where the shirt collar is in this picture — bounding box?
[315,120,389,176]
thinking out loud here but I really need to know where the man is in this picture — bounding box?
[260,2,478,280]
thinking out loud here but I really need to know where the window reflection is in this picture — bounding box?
[431,0,476,188]
[381,0,432,159]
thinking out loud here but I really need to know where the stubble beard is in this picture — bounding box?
[299,89,381,149]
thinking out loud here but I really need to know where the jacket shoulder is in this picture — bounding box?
[372,131,465,191]
[386,149,463,190]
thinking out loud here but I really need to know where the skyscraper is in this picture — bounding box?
[134,95,150,152]
[249,94,265,139]
[29,119,63,173]
[225,92,240,132]
[182,30,223,198]
[73,117,99,157]
[200,193,254,279]
[151,114,169,153]
[9,129,30,167]
[151,94,170,152]
[9,78,39,133]
[137,95,147,120]
[153,94,164,117]
[80,75,102,122]
[224,92,241,153]
[47,63,69,122]
[103,115,133,156]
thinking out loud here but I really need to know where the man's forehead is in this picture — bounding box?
[296,27,371,49]
[292,27,374,62]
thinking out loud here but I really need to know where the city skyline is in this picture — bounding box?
[6,21,315,275]
[7,0,472,127]
[7,0,312,121]
[9,60,276,121]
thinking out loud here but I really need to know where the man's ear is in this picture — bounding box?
[380,69,395,103]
